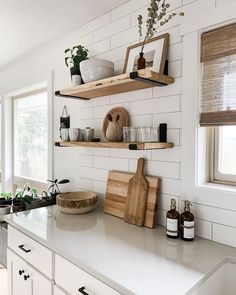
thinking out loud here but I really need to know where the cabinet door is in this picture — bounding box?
[8,249,31,295]
[7,249,52,295]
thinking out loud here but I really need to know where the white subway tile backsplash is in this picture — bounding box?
[130,114,153,127]
[110,149,152,160]
[94,15,130,42]
[157,209,167,226]
[88,38,110,56]
[195,219,212,240]
[110,88,152,104]
[94,103,130,119]
[79,167,108,182]
[96,45,127,63]
[94,156,129,171]
[79,155,93,167]
[161,178,181,196]
[213,223,236,248]
[216,0,234,5]
[93,180,107,195]
[153,112,182,128]
[129,159,180,179]
[153,78,182,98]
[111,0,149,21]
[111,26,139,49]
[76,13,110,37]
[168,42,183,62]
[130,95,181,115]
[152,146,181,163]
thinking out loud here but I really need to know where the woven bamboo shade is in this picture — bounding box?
[200,23,236,126]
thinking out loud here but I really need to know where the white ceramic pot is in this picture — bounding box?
[80,59,114,83]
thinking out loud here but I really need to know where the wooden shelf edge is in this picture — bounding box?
[55,70,174,100]
[55,141,174,150]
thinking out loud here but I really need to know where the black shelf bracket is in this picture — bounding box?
[130,72,166,87]
[129,144,138,150]
[55,91,89,100]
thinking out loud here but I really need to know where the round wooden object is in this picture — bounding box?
[57,192,97,215]
[102,107,129,140]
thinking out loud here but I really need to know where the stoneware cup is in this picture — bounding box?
[69,128,80,142]
[83,127,94,142]
[61,128,70,141]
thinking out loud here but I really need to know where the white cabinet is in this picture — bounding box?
[8,226,53,279]
[55,254,121,295]
[7,249,52,295]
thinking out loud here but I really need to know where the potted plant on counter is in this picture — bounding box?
[47,178,70,205]
[0,192,12,206]
[65,45,89,86]
[13,184,41,212]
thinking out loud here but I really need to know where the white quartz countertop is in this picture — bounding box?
[4,206,236,295]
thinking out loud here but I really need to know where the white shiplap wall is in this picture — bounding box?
[0,0,236,247]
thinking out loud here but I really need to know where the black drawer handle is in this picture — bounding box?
[24,275,30,281]
[19,270,24,276]
[78,287,90,295]
[18,244,31,253]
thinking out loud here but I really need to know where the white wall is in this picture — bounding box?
[0,0,236,247]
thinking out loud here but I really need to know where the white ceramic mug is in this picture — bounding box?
[69,128,80,142]
[61,128,70,141]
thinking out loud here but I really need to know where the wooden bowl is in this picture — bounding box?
[57,192,97,215]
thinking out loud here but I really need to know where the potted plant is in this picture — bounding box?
[65,45,89,85]
[0,192,12,206]
[137,0,184,69]
[13,184,41,212]
[47,178,70,205]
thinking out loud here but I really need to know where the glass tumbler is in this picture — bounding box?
[123,127,130,142]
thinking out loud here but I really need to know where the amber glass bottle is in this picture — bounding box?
[166,199,179,239]
[137,52,146,70]
[180,201,195,241]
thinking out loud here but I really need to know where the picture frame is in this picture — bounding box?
[123,33,169,74]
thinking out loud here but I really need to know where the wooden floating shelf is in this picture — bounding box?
[55,69,174,100]
[55,141,174,150]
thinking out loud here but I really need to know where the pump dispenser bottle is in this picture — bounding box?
[166,199,179,239]
[180,201,195,241]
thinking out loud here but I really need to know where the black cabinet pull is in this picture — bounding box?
[24,275,30,281]
[78,287,90,295]
[18,244,31,253]
[19,270,24,276]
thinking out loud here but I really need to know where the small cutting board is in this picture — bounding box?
[124,158,149,226]
[103,170,160,228]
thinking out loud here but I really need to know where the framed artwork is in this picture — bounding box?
[123,33,169,74]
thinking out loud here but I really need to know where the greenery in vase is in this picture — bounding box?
[138,0,184,53]
[65,45,89,70]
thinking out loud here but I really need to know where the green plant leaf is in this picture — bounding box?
[64,48,72,54]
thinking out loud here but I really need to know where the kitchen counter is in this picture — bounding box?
[4,206,236,295]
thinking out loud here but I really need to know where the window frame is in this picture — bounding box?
[12,87,49,191]
[208,126,236,185]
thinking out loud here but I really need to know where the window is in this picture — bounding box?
[210,126,236,185]
[13,89,48,184]
[200,23,236,186]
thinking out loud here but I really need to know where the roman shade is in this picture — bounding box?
[200,23,236,126]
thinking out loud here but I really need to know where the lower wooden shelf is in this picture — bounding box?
[55,141,174,150]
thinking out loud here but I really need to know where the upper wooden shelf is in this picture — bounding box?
[55,141,174,150]
[55,69,174,100]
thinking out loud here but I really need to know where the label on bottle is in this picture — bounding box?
[167,218,178,236]
[183,221,194,239]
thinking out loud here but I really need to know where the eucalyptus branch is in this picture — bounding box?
[137,0,184,53]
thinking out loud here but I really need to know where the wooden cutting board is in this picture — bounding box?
[124,158,149,226]
[103,170,160,228]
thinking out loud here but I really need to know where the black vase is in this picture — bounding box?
[70,66,84,84]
